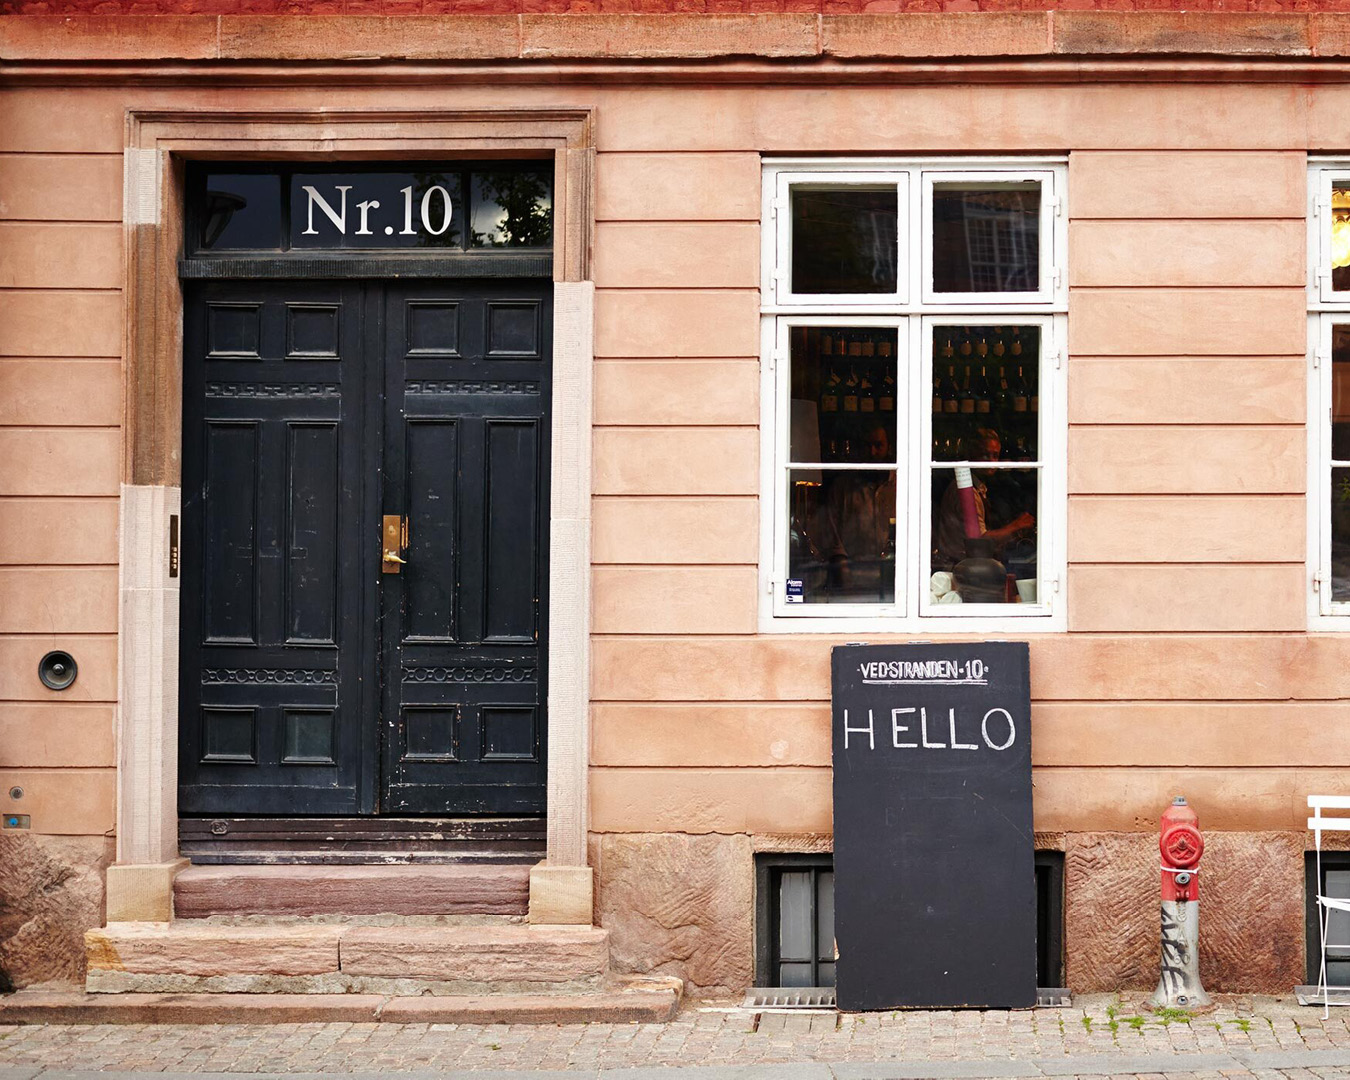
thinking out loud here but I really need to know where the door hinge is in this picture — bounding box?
[1054,348,1065,371]
[1052,266,1064,292]
[1050,194,1063,218]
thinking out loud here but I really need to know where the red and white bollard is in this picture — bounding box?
[1150,796,1212,1010]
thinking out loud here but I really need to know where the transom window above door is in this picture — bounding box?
[759,159,1068,633]
[186,162,553,255]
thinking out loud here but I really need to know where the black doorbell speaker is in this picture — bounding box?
[38,651,77,691]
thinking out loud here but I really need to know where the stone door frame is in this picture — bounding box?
[110,108,596,923]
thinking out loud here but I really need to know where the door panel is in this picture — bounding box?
[380,282,551,814]
[180,282,375,816]
[404,419,460,641]
[181,278,549,819]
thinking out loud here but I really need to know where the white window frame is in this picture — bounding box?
[759,157,1068,635]
[1311,165,1350,305]
[916,314,1066,621]
[1308,162,1350,628]
[768,314,909,620]
[920,169,1063,308]
[772,170,909,308]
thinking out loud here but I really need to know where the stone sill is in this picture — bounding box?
[5,12,1350,64]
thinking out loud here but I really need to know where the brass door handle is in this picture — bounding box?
[382,515,409,574]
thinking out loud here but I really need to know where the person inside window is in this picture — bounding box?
[810,422,897,598]
[933,427,1035,571]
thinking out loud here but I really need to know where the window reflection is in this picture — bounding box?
[929,325,1040,606]
[201,174,282,251]
[1333,186,1350,292]
[790,187,899,295]
[786,325,900,606]
[932,183,1040,294]
[470,171,553,248]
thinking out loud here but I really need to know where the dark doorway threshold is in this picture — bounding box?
[179,816,545,865]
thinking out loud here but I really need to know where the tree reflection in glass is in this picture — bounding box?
[471,171,553,249]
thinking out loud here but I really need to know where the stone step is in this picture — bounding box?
[85,921,609,995]
[1,978,682,1024]
[173,863,532,918]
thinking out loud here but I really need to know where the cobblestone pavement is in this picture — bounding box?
[1,994,1350,1077]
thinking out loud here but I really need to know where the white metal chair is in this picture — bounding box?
[1308,795,1350,1018]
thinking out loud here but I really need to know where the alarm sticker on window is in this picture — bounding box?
[786,579,805,604]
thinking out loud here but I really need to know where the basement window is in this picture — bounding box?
[755,850,1065,991]
[1306,851,1350,986]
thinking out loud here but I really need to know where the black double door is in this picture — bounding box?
[179,279,551,817]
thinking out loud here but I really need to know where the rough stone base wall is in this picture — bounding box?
[593,830,1309,998]
[1065,831,1306,995]
[0,833,113,989]
[591,833,753,997]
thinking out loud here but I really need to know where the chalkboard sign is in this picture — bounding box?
[831,641,1036,1011]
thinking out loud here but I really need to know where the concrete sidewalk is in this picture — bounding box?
[1,993,1348,1076]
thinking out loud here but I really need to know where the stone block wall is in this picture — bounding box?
[594,830,1311,997]
[0,833,112,989]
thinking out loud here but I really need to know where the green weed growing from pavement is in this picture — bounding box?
[1152,1007,1192,1026]
[1229,1018,1251,1033]
[1126,1015,1147,1032]
[1081,1015,1093,1034]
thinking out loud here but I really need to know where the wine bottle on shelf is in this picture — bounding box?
[941,364,960,415]
[821,365,841,416]
[994,364,1011,412]
[878,339,896,415]
[859,369,876,415]
[843,367,860,414]
[974,364,992,415]
[958,364,976,415]
[1011,365,1029,413]
[992,328,1006,359]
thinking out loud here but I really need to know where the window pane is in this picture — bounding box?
[932,182,1040,294]
[931,467,1039,604]
[779,871,815,961]
[470,169,553,248]
[1334,326,1350,460]
[1333,469,1350,603]
[932,325,1040,462]
[816,870,835,965]
[1333,185,1350,292]
[788,468,896,606]
[791,186,899,295]
[1327,869,1350,981]
[791,326,899,464]
[200,173,281,251]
